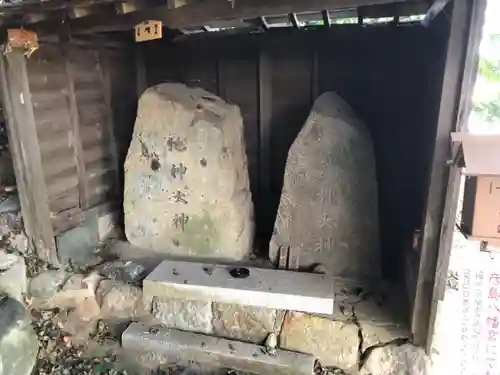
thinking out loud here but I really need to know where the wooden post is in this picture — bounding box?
[424,0,487,353]
[412,0,487,349]
[0,47,58,264]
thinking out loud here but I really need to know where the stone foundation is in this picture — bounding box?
[141,295,422,374]
[24,263,427,375]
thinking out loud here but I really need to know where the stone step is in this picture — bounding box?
[122,322,315,375]
[143,260,335,315]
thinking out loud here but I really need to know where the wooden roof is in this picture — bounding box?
[0,0,432,36]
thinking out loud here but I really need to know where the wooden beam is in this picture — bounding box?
[411,0,486,349]
[167,0,190,9]
[358,1,430,19]
[0,0,117,15]
[259,16,269,30]
[68,6,94,19]
[0,47,57,264]
[424,0,487,353]
[69,0,418,33]
[289,13,300,28]
[322,10,331,27]
[422,0,451,27]
[23,13,49,24]
[115,2,139,14]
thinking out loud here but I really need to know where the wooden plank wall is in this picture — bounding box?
[141,24,448,280]
[28,45,80,223]
[25,42,134,235]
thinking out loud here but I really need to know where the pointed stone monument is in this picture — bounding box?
[269,92,380,278]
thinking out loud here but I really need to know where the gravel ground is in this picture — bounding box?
[29,309,270,375]
[29,309,346,375]
[31,309,127,375]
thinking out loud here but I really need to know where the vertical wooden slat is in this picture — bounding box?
[412,0,486,348]
[216,58,223,98]
[311,51,319,102]
[64,46,89,209]
[135,45,146,98]
[258,49,272,234]
[423,0,487,352]
[0,48,57,264]
[96,49,121,202]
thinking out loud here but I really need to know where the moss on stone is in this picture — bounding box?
[175,212,219,255]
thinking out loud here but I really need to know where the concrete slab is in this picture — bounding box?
[122,322,315,375]
[143,260,334,315]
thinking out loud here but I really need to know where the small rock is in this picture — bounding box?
[0,297,38,375]
[33,286,94,311]
[56,224,103,271]
[212,303,281,343]
[83,272,104,294]
[75,295,101,322]
[32,271,96,316]
[359,343,430,375]
[0,251,26,301]
[265,332,277,349]
[279,311,359,370]
[97,260,146,284]
[6,231,29,254]
[53,313,97,345]
[0,210,22,236]
[265,332,278,356]
[312,264,328,275]
[98,280,149,320]
[152,297,213,334]
[28,270,67,299]
[360,323,410,352]
[61,274,85,291]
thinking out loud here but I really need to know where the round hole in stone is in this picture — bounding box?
[228,267,250,279]
[200,158,207,167]
[150,158,161,172]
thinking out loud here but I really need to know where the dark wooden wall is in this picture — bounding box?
[140,24,449,280]
[25,42,135,235]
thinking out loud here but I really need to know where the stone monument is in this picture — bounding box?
[124,83,253,261]
[269,92,380,278]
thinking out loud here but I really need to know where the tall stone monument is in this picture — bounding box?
[269,92,380,278]
[124,83,253,261]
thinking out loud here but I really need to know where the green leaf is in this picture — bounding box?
[478,58,500,83]
[473,93,500,123]
[489,34,500,42]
